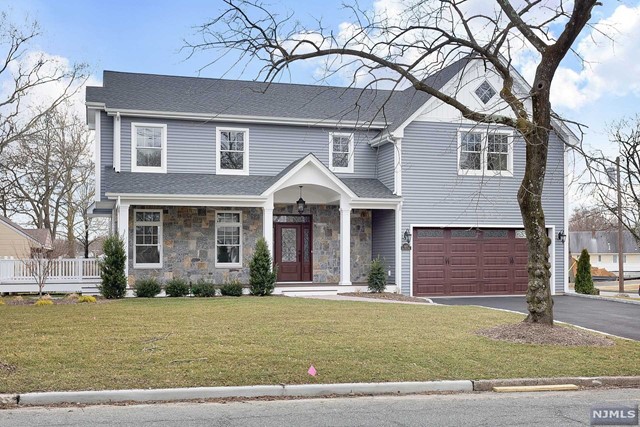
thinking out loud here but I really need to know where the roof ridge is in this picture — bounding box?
[100,70,397,93]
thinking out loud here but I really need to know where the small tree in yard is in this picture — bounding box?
[575,249,596,295]
[368,257,387,293]
[249,238,276,296]
[99,234,127,299]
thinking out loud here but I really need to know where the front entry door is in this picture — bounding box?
[275,223,312,282]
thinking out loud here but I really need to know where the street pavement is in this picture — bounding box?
[1,388,638,426]
[432,295,640,340]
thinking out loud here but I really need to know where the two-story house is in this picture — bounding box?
[86,56,572,297]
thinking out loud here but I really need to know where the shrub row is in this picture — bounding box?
[133,277,245,298]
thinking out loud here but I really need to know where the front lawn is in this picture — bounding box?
[1,298,639,393]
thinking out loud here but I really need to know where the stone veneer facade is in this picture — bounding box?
[127,204,372,285]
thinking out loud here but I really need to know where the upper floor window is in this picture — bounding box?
[329,132,354,173]
[131,123,167,173]
[216,128,249,175]
[474,80,497,104]
[134,209,163,269]
[458,130,513,176]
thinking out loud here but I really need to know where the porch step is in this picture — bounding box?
[278,288,339,297]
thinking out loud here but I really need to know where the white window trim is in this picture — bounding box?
[131,122,168,173]
[133,208,163,269]
[216,127,249,175]
[214,210,243,268]
[457,129,514,177]
[329,132,355,174]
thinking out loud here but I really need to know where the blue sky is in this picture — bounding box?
[2,0,638,162]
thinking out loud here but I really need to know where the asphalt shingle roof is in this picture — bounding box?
[569,231,640,254]
[103,167,398,200]
[86,57,469,132]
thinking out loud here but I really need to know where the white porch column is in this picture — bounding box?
[262,194,274,257]
[394,203,403,294]
[339,197,352,286]
[117,203,130,281]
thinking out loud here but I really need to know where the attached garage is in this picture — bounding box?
[412,228,529,296]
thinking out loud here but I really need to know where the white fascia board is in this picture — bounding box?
[104,108,387,130]
[350,198,402,209]
[105,192,267,207]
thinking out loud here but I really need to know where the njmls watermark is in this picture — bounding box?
[591,404,638,425]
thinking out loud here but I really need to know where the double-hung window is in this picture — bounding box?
[216,128,249,175]
[329,132,354,173]
[134,210,162,268]
[215,211,242,267]
[458,130,513,176]
[131,123,167,173]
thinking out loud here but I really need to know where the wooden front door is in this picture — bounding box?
[275,222,312,282]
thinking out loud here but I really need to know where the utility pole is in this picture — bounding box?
[616,156,625,294]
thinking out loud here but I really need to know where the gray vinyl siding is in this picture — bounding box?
[117,116,377,178]
[400,121,566,295]
[372,209,396,284]
[100,111,113,200]
[377,142,395,192]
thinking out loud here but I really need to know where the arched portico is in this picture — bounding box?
[261,155,356,285]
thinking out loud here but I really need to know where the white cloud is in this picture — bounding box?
[0,50,97,123]
[550,3,640,110]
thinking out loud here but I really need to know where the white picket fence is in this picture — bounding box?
[0,258,101,294]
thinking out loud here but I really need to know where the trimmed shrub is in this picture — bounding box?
[165,278,190,297]
[191,279,217,297]
[134,278,162,298]
[77,295,97,303]
[368,257,387,293]
[34,299,54,306]
[249,238,276,296]
[99,234,127,299]
[575,249,597,295]
[220,279,243,297]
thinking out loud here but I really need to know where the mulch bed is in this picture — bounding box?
[338,292,430,303]
[477,323,614,347]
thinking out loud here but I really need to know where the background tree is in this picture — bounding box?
[0,12,87,156]
[0,105,107,255]
[582,115,640,243]
[569,206,616,232]
[188,0,600,324]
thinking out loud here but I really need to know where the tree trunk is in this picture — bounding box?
[518,71,554,325]
[518,136,553,324]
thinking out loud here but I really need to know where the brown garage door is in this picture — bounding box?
[412,228,528,296]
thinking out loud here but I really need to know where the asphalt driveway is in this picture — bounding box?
[431,295,640,341]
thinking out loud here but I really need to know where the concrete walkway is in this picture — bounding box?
[293,295,433,305]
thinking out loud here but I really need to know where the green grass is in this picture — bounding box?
[1,298,639,393]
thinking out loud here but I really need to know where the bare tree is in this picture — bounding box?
[569,206,616,232]
[0,12,88,156]
[582,115,640,242]
[0,106,94,244]
[187,0,599,324]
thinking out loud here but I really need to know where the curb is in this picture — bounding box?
[567,292,640,306]
[472,376,640,392]
[17,381,472,406]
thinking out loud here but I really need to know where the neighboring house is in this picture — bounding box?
[570,231,640,277]
[0,215,53,258]
[86,56,572,296]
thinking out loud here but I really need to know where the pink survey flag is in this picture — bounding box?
[308,365,317,376]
